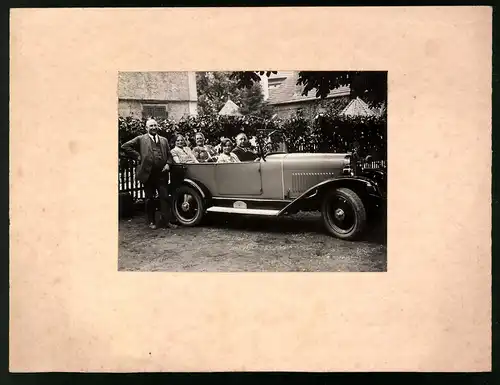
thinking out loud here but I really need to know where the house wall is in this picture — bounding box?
[118,71,197,101]
[273,98,346,120]
[118,100,195,121]
[118,100,142,117]
[118,71,198,121]
[273,101,314,120]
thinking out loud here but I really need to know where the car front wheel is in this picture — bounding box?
[172,185,205,226]
[321,187,367,240]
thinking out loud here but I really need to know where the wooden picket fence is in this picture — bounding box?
[119,160,146,200]
[118,158,387,200]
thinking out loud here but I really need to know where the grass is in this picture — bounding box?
[118,211,387,272]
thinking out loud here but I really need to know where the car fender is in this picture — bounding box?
[361,169,386,189]
[278,176,383,216]
[181,178,208,199]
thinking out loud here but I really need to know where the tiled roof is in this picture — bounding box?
[218,99,242,116]
[267,72,351,105]
[267,70,294,86]
[339,97,378,117]
[269,70,295,80]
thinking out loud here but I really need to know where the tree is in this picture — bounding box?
[196,72,241,115]
[229,71,387,108]
[230,71,278,89]
[238,82,272,118]
[196,71,272,117]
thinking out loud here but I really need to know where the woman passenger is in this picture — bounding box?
[216,139,241,163]
[170,134,198,163]
[192,132,217,162]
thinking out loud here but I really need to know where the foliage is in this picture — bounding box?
[229,71,277,89]
[238,83,272,118]
[196,72,240,115]
[229,71,387,108]
[196,71,271,117]
[297,71,387,108]
[311,113,387,158]
[119,111,386,161]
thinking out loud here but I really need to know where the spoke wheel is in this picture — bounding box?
[321,187,367,240]
[172,185,205,226]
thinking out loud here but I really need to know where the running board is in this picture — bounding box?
[206,207,280,216]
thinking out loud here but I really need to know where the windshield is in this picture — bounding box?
[258,130,288,156]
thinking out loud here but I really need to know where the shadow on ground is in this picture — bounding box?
[203,212,387,245]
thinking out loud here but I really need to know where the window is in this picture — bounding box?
[142,105,167,119]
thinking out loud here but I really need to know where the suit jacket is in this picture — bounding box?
[232,146,258,162]
[121,134,173,183]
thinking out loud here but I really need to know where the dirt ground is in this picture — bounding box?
[118,209,387,272]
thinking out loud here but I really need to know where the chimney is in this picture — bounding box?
[259,73,270,101]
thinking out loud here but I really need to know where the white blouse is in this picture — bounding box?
[171,146,198,163]
[217,152,241,163]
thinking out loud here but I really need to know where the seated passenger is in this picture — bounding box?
[171,134,198,163]
[214,136,228,154]
[217,139,241,163]
[232,133,258,162]
[192,132,217,162]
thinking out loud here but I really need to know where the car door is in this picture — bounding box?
[215,161,263,196]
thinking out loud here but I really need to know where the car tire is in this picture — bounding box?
[321,187,367,241]
[172,185,205,226]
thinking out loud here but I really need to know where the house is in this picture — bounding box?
[260,71,294,100]
[268,71,294,91]
[264,71,352,120]
[118,72,198,121]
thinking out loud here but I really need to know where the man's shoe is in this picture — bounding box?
[148,222,158,230]
[165,222,179,229]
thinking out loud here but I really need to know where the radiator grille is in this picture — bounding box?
[291,172,336,194]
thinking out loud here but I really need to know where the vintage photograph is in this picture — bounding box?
[118,71,387,272]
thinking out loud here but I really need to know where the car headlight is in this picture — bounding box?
[342,166,354,176]
[342,155,353,175]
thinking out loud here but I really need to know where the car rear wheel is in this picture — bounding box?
[321,187,367,240]
[172,185,205,226]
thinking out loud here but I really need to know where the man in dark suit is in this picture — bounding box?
[232,133,259,162]
[121,118,177,230]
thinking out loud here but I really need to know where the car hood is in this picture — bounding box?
[265,152,350,172]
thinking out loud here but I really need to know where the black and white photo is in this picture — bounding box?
[118,71,387,272]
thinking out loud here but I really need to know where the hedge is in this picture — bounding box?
[118,112,387,161]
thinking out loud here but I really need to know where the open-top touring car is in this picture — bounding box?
[168,133,386,241]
